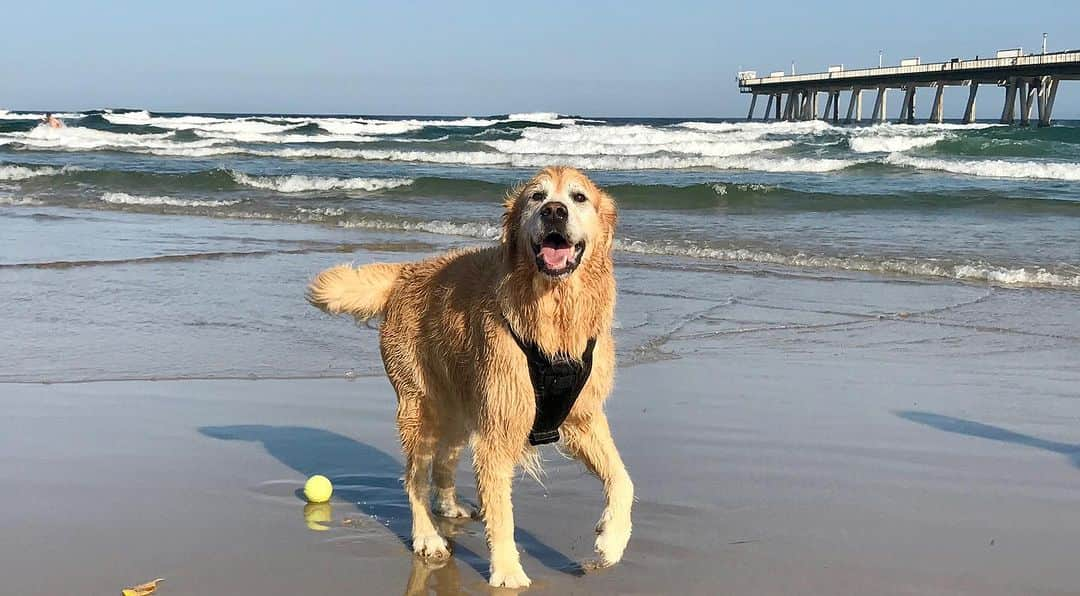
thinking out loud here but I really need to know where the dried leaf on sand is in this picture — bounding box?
[121,577,164,596]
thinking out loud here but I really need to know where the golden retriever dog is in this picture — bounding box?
[307,166,632,588]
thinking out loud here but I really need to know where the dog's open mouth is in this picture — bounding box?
[533,232,585,278]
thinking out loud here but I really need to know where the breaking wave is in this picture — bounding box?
[885,154,1080,181]
[230,172,413,193]
[481,124,793,156]
[616,239,1080,289]
[0,164,62,180]
[253,147,854,171]
[100,192,242,207]
[338,217,501,240]
[849,134,946,153]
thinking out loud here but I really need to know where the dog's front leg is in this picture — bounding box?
[563,413,634,567]
[473,436,531,588]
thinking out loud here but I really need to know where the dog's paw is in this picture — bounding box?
[413,533,450,560]
[593,509,631,567]
[489,564,531,589]
[432,497,477,519]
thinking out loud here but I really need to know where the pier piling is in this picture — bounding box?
[844,88,859,124]
[1021,80,1037,126]
[871,86,886,123]
[899,84,917,124]
[963,82,979,123]
[930,83,945,124]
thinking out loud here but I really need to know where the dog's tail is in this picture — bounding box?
[307,262,403,321]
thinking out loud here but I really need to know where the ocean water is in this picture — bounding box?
[1,108,1079,382]
[2,109,1078,288]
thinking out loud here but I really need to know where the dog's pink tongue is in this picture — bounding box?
[540,245,572,269]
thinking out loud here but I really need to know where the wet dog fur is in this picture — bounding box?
[307,167,633,588]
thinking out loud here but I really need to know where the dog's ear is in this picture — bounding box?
[501,182,526,246]
[597,189,618,251]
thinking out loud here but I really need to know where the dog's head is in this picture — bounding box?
[502,167,617,280]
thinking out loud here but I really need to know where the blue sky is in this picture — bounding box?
[2,0,1077,117]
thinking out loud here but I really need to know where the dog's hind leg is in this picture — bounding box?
[563,412,634,568]
[398,397,450,560]
[431,433,475,519]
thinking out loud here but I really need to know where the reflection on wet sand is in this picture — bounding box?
[304,502,333,531]
[400,517,480,596]
[202,425,570,594]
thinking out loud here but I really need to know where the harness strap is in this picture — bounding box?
[504,317,597,446]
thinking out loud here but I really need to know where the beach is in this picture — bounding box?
[3,230,1080,595]
[2,110,1080,594]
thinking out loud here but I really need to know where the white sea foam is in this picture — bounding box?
[258,147,511,164]
[231,172,413,193]
[524,123,761,145]
[0,124,853,171]
[507,112,563,121]
[677,120,835,136]
[100,192,242,207]
[311,119,425,136]
[0,125,234,155]
[535,154,855,172]
[339,217,501,240]
[849,134,946,153]
[615,239,1080,289]
[0,110,82,120]
[885,154,1080,181]
[678,120,976,155]
[0,196,43,206]
[103,111,519,137]
[103,111,298,135]
[482,124,793,156]
[293,116,502,135]
[296,206,347,218]
[100,110,152,124]
[483,138,793,157]
[255,147,853,171]
[0,165,61,180]
[192,129,379,145]
[186,207,503,239]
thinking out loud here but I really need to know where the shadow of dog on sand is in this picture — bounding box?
[896,411,1080,470]
[199,425,583,590]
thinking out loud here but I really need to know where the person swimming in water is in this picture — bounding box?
[42,113,63,128]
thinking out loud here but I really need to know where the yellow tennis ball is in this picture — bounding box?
[304,475,333,503]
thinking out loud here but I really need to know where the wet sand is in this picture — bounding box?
[3,207,1080,594]
[4,273,1080,595]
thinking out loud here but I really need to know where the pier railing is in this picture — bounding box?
[739,51,1080,88]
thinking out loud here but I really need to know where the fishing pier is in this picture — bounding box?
[738,49,1080,126]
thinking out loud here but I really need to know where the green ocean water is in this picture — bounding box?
[1,108,1078,288]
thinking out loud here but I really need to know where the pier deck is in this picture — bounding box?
[738,50,1080,126]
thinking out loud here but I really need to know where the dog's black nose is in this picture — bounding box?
[540,202,568,222]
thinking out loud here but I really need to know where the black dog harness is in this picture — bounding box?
[505,319,597,446]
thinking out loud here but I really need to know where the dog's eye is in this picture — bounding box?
[571,192,588,203]
[530,191,545,202]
